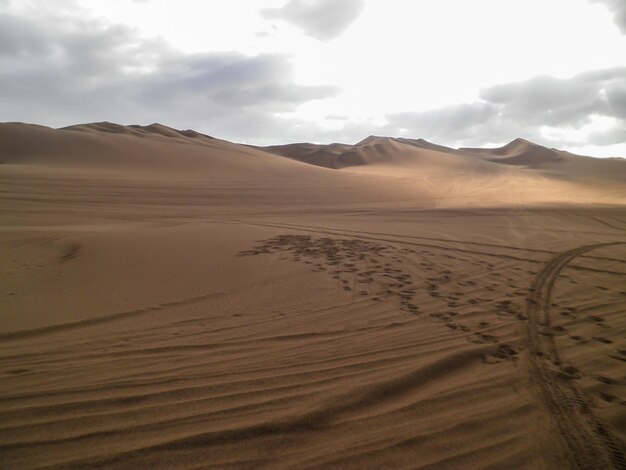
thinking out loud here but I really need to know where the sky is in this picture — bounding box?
[1,0,625,156]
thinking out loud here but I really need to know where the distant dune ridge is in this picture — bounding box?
[1,121,626,469]
[264,135,566,168]
[2,120,625,207]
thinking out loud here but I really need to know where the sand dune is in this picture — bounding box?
[263,135,555,168]
[263,135,472,169]
[1,122,625,469]
[460,138,565,165]
[0,122,324,178]
[264,133,626,207]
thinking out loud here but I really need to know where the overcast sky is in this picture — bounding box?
[1,0,625,156]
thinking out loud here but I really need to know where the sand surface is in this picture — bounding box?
[1,123,625,469]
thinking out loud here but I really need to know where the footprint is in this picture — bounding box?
[446,323,470,332]
[483,344,518,364]
[596,375,614,384]
[430,312,456,323]
[559,365,581,379]
[404,303,419,313]
[592,336,613,344]
[470,332,498,343]
[599,392,618,403]
[550,325,568,335]
[491,344,518,359]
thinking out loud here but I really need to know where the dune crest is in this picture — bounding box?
[460,138,566,166]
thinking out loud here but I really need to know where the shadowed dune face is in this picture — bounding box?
[1,122,626,469]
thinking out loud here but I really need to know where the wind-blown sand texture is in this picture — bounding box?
[1,122,625,469]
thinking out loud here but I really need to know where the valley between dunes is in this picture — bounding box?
[1,122,625,469]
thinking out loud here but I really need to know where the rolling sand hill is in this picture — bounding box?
[1,122,625,469]
[262,135,626,206]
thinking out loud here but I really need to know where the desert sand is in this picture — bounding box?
[1,122,625,469]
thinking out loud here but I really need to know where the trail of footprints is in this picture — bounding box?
[239,234,522,364]
[552,306,615,345]
[240,235,421,314]
[530,271,625,405]
[241,235,625,406]
[551,305,626,403]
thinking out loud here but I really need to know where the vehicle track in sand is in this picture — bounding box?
[525,242,626,469]
[235,220,626,467]
[233,221,626,275]
[588,216,626,232]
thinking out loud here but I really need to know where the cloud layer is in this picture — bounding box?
[261,0,365,41]
[0,7,338,141]
[385,67,626,147]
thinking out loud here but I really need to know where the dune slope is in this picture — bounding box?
[1,122,625,469]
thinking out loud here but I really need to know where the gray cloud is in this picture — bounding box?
[0,8,338,142]
[604,77,626,118]
[384,67,626,148]
[133,53,337,109]
[588,125,626,145]
[590,0,626,33]
[261,0,364,41]
[0,14,52,57]
[386,103,498,143]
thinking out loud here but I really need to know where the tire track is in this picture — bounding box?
[588,216,626,232]
[254,220,559,255]
[237,221,544,263]
[234,221,626,275]
[525,242,626,469]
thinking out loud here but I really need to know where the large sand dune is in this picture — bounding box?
[1,122,625,469]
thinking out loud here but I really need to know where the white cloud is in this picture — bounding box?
[590,0,626,33]
[261,0,365,41]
